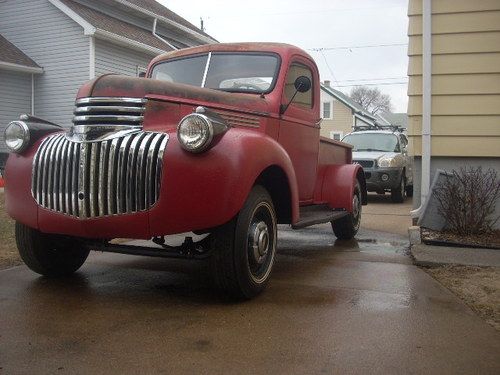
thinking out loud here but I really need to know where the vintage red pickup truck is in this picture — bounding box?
[4,43,366,298]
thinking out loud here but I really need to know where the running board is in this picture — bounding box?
[292,204,348,229]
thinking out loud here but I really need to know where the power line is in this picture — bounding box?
[334,82,408,88]
[310,43,407,51]
[319,50,340,87]
[335,77,408,83]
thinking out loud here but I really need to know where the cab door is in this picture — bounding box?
[278,59,320,202]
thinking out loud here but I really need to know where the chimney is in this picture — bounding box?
[323,80,331,87]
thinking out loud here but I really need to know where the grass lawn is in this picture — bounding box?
[0,191,21,269]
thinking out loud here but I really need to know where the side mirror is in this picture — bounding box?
[294,76,311,93]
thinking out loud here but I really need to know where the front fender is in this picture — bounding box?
[320,164,367,213]
[149,128,299,235]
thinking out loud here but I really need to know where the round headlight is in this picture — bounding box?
[4,121,30,153]
[177,114,213,153]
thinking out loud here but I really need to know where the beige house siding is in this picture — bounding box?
[407,0,500,157]
[320,91,353,140]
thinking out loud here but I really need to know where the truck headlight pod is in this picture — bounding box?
[378,156,398,168]
[4,121,30,153]
[177,107,228,153]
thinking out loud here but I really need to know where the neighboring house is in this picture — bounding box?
[320,81,377,140]
[380,112,408,131]
[0,0,216,162]
[407,0,500,222]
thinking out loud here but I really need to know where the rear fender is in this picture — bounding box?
[320,164,367,213]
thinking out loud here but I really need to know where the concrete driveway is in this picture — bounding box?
[1,202,499,374]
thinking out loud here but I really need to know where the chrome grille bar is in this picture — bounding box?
[32,132,169,218]
[73,97,147,127]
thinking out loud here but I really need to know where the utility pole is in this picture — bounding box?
[200,17,205,32]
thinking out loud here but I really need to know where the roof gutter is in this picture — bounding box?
[0,61,43,74]
[115,0,216,44]
[153,18,178,50]
[410,0,432,219]
[93,29,166,55]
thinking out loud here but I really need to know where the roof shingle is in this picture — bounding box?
[124,0,214,39]
[0,34,41,68]
[60,0,175,52]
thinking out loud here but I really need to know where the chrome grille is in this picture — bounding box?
[73,97,146,126]
[32,132,168,218]
[354,159,375,168]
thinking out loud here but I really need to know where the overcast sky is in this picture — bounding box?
[159,0,409,113]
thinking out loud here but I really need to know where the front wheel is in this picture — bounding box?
[15,222,89,276]
[391,175,405,203]
[210,185,277,299]
[332,181,362,240]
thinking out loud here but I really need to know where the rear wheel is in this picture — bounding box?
[210,186,277,299]
[15,222,89,276]
[332,181,362,240]
[391,175,405,203]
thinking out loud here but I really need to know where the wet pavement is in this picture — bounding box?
[1,225,500,374]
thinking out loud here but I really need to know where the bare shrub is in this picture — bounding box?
[433,167,500,235]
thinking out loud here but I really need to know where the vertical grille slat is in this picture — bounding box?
[32,97,168,219]
[41,136,58,208]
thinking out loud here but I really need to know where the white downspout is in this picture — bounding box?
[153,18,178,51]
[89,36,95,79]
[411,0,432,219]
[31,73,35,115]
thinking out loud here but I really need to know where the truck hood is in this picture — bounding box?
[78,74,272,115]
[352,151,398,160]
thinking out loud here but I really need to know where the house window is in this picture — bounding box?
[330,131,343,141]
[322,101,332,119]
[136,66,147,77]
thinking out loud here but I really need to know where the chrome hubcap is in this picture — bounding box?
[352,195,360,219]
[249,221,269,265]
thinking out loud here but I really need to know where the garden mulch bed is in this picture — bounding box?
[0,191,21,269]
[421,228,500,250]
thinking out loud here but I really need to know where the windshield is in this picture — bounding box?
[150,52,280,94]
[342,133,400,152]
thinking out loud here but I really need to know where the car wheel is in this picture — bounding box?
[332,181,362,240]
[405,184,413,198]
[210,185,277,299]
[391,176,405,203]
[15,222,89,276]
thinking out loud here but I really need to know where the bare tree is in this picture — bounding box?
[349,86,393,115]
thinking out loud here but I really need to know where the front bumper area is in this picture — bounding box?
[364,167,403,192]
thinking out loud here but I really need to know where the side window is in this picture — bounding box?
[322,101,332,119]
[284,63,313,108]
[330,131,343,141]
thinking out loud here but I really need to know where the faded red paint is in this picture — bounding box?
[5,43,364,239]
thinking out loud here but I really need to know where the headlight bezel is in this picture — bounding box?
[378,156,397,168]
[4,120,30,153]
[177,106,229,153]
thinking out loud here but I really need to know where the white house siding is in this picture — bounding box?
[95,39,156,77]
[0,71,32,154]
[0,0,89,128]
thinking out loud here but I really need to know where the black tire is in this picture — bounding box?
[391,175,405,203]
[405,184,413,198]
[332,181,362,240]
[15,222,89,277]
[210,185,277,299]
